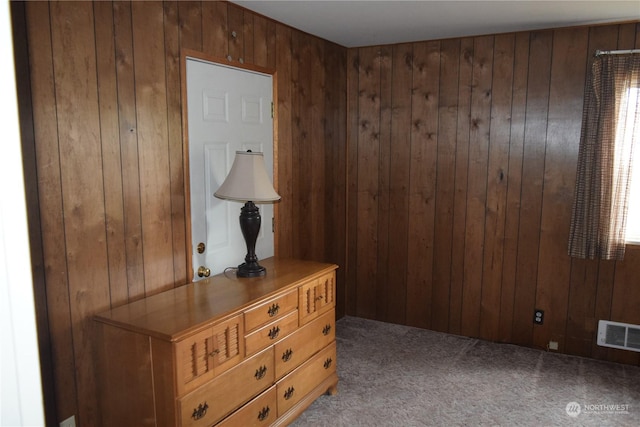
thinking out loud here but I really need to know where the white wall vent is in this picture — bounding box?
[597,320,640,352]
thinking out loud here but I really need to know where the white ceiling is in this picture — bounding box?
[233,1,640,48]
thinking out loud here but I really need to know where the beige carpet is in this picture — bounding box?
[291,316,640,426]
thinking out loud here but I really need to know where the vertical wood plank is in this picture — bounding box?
[461,35,493,337]
[406,41,440,328]
[228,4,244,61]
[294,33,317,259]
[324,43,347,318]
[253,14,268,67]
[113,0,145,300]
[375,45,392,321]
[346,48,360,315]
[50,2,111,425]
[202,0,228,57]
[479,34,514,341]
[310,37,326,261]
[243,10,254,64]
[498,32,529,342]
[266,20,277,69]
[164,0,187,286]
[275,24,293,258]
[534,27,589,352]
[511,30,553,347]
[355,46,381,318]
[178,1,202,52]
[431,39,460,332]
[385,43,413,324]
[449,38,474,335]
[25,1,77,421]
[290,31,302,258]
[131,1,174,294]
[94,1,128,306]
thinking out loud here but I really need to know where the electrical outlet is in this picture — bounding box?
[548,341,559,351]
[60,415,76,427]
[533,309,544,325]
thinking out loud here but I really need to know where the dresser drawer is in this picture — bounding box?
[245,309,298,357]
[276,341,337,416]
[274,309,335,379]
[215,386,277,427]
[244,289,298,332]
[179,347,274,427]
[175,314,244,396]
[299,271,335,325]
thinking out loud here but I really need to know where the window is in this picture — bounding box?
[621,87,640,243]
[568,54,640,260]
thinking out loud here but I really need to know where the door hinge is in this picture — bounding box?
[272,217,275,233]
[271,102,274,118]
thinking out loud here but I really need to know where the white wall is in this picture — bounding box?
[0,0,46,425]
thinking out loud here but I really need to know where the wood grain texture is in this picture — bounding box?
[114,0,145,300]
[375,45,392,322]
[385,43,413,325]
[50,3,111,425]
[498,31,529,342]
[345,23,640,365]
[480,34,514,342]
[431,38,459,333]
[461,35,493,338]
[346,48,360,317]
[406,41,440,329]
[449,37,474,335]
[163,1,188,286]
[275,24,293,258]
[533,26,588,353]
[511,30,552,347]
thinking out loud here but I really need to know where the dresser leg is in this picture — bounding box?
[326,383,338,396]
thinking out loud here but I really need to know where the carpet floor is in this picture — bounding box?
[291,316,640,426]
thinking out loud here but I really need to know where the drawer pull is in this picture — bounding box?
[324,357,333,369]
[191,402,209,420]
[282,348,293,362]
[268,326,280,340]
[315,295,324,301]
[284,386,295,400]
[322,324,332,336]
[267,303,280,317]
[254,365,268,380]
[208,349,220,357]
[257,406,270,422]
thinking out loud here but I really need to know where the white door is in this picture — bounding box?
[186,57,275,280]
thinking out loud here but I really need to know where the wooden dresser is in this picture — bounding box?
[94,257,338,426]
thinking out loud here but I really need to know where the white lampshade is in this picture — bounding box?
[214,151,280,202]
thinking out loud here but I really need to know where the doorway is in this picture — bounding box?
[184,53,276,281]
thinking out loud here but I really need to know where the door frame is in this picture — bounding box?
[180,49,279,282]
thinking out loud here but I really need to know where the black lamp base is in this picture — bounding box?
[237,261,266,278]
[237,201,267,278]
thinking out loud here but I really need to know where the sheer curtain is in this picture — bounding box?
[568,54,640,260]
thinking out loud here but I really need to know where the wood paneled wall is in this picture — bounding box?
[17,1,346,425]
[347,22,640,366]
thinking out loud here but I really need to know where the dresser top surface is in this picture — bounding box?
[94,257,337,341]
